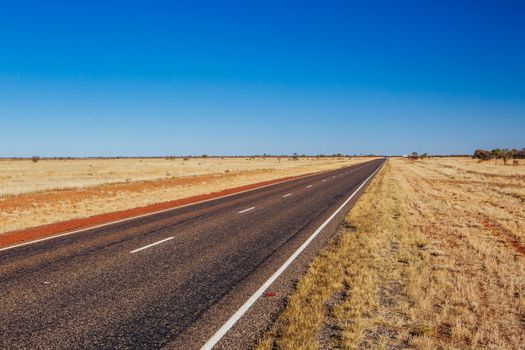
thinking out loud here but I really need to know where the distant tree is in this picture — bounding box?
[513,148,525,159]
[491,148,503,158]
[491,149,503,164]
[473,149,491,160]
[502,149,511,165]
[31,156,40,163]
[420,153,428,159]
[292,152,299,160]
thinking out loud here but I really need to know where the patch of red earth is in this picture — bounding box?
[482,219,525,257]
[0,173,313,249]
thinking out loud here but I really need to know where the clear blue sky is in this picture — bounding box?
[1,0,524,156]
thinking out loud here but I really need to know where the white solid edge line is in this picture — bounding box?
[238,207,255,214]
[130,237,174,254]
[0,168,338,253]
[200,161,384,350]
[282,193,292,198]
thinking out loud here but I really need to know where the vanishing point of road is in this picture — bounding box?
[0,158,385,349]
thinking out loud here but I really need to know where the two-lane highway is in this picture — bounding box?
[0,158,385,349]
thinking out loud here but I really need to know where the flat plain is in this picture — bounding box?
[0,157,372,234]
[258,157,525,349]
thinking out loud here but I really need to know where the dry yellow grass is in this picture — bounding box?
[0,157,365,196]
[0,157,373,234]
[258,157,525,349]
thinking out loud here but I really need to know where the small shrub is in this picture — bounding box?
[31,156,40,163]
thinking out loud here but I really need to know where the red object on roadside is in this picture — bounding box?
[264,291,276,297]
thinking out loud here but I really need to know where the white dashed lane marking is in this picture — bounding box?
[130,237,174,254]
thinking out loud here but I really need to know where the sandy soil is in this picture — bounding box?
[258,157,525,349]
[0,157,373,235]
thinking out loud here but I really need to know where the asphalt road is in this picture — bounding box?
[0,158,385,350]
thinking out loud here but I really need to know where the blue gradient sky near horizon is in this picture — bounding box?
[1,1,524,157]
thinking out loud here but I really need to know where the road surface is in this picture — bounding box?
[0,158,385,349]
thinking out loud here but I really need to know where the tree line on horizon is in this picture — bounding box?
[473,148,525,164]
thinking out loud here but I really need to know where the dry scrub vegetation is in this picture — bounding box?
[258,157,525,349]
[0,157,371,234]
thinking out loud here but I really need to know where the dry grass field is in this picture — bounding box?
[258,157,525,349]
[0,157,372,234]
